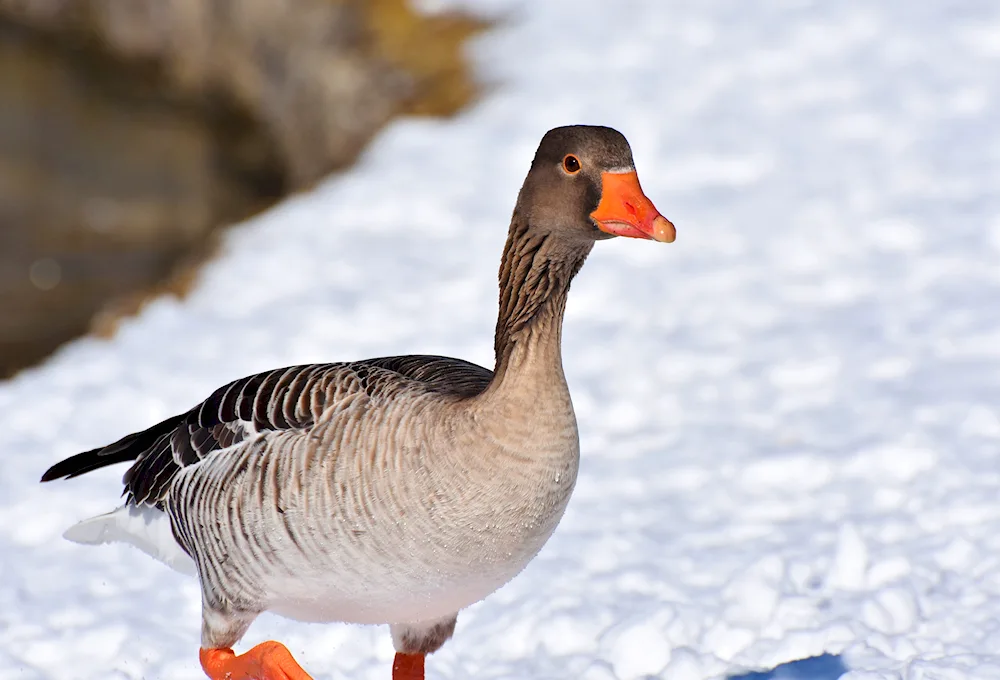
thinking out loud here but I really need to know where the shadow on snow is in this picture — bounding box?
[728,653,847,680]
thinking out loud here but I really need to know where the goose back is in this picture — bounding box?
[41,356,492,506]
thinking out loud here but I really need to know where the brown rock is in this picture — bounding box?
[0,0,483,377]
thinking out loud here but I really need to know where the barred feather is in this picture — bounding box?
[42,357,492,506]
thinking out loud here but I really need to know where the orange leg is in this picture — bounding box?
[392,653,425,680]
[200,641,313,680]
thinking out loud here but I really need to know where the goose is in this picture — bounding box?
[41,125,676,680]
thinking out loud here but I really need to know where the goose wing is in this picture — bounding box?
[41,356,492,505]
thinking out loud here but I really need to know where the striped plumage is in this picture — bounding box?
[41,125,675,680]
[44,357,492,507]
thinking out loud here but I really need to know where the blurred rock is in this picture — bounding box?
[0,0,482,377]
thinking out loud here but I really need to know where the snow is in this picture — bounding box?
[1,0,999,678]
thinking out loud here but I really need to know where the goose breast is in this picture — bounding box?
[167,362,578,625]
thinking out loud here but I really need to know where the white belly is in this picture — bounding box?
[267,561,529,624]
[263,504,567,625]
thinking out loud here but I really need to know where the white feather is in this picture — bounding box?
[63,504,197,576]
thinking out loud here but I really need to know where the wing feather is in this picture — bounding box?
[41,356,493,506]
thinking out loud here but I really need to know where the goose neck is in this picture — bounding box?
[487,215,592,396]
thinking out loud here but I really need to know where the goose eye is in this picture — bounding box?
[562,155,581,174]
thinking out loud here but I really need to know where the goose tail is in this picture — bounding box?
[63,504,197,576]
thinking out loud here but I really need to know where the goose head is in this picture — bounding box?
[516,125,676,245]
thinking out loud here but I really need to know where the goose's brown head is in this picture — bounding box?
[519,125,676,244]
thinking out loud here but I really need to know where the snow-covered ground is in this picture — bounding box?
[2,1,999,678]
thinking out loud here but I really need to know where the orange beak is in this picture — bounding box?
[590,171,676,243]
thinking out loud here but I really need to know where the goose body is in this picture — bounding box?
[42,125,675,680]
